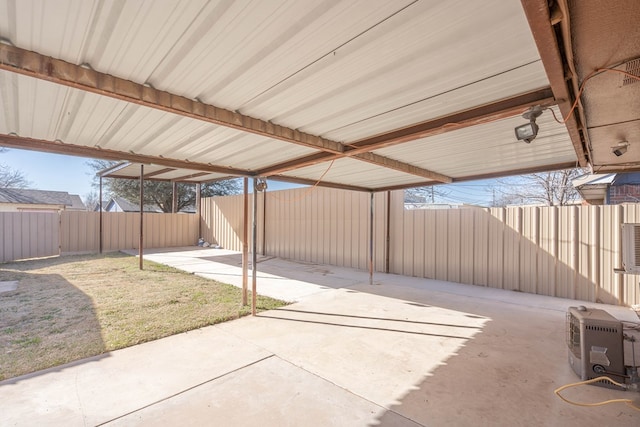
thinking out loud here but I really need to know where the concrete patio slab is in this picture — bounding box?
[2,247,639,426]
[1,325,272,426]
[107,355,421,427]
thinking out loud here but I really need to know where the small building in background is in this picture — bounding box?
[0,188,86,213]
[573,173,640,205]
[103,196,163,213]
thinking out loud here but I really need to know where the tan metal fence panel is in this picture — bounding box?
[538,207,558,297]
[423,208,437,279]
[576,206,597,302]
[142,213,199,249]
[373,192,387,273]
[412,209,425,278]
[201,194,248,252]
[555,206,577,299]
[503,208,521,291]
[620,205,640,306]
[402,207,414,276]
[446,209,461,283]
[200,189,640,306]
[254,187,384,271]
[459,209,476,285]
[487,208,505,289]
[60,211,99,253]
[473,208,490,287]
[599,205,622,305]
[0,212,60,262]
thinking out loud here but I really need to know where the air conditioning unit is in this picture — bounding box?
[567,306,640,390]
[621,223,640,273]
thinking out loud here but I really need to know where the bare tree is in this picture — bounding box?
[492,168,585,206]
[405,185,450,207]
[87,159,241,212]
[0,148,31,188]
[83,191,100,211]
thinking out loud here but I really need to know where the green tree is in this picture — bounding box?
[87,159,241,212]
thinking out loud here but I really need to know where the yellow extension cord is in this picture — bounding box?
[554,376,640,411]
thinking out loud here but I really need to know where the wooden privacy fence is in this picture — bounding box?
[202,188,640,306]
[1,211,199,262]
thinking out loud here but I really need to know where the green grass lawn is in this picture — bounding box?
[0,252,287,380]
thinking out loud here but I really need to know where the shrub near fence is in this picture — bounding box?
[201,188,640,306]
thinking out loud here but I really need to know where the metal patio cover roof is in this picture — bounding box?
[2,0,633,192]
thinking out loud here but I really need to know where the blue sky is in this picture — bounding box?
[2,148,97,198]
[0,148,309,201]
[2,147,498,205]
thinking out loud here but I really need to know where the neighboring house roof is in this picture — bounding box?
[67,194,87,210]
[107,197,163,213]
[572,173,615,203]
[572,173,616,188]
[0,188,86,210]
[612,173,640,186]
[572,173,640,204]
[92,200,109,211]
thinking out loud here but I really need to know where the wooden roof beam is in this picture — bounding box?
[0,44,344,154]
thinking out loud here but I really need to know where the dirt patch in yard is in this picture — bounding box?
[0,252,287,381]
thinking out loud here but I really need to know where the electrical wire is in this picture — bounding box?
[267,160,336,203]
[551,66,640,125]
[554,376,640,411]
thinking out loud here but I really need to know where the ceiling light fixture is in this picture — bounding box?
[612,141,630,157]
[515,106,544,143]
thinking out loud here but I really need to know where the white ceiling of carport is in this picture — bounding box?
[0,0,578,191]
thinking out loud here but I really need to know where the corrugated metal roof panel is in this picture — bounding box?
[0,71,317,171]
[1,0,544,141]
[100,162,230,183]
[236,0,545,139]
[374,107,577,178]
[0,1,582,192]
[323,62,549,143]
[280,157,423,189]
